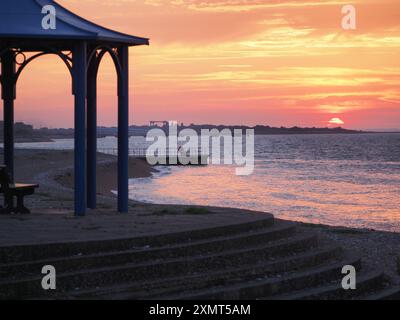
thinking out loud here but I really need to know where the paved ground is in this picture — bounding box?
[0,206,266,246]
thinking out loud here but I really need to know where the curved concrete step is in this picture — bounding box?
[269,271,386,300]
[360,285,400,300]
[79,245,343,300]
[0,221,296,279]
[0,233,318,299]
[0,216,274,264]
[159,258,362,300]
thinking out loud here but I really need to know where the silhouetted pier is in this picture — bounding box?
[97,148,209,166]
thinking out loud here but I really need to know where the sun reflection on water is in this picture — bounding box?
[130,134,400,232]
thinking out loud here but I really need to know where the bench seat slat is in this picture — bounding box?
[10,184,39,190]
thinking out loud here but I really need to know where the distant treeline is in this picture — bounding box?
[0,121,364,142]
[174,124,364,135]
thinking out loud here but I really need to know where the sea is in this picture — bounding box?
[13,133,400,232]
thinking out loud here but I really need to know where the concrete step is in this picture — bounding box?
[269,271,386,300]
[159,258,362,300]
[0,233,318,299]
[0,216,275,264]
[77,245,342,300]
[0,221,295,279]
[360,285,400,300]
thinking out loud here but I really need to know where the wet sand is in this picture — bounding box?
[56,155,155,196]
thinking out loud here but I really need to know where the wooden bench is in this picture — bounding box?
[0,166,39,214]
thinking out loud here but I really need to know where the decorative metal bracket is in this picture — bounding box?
[87,45,123,79]
[14,48,73,82]
[0,47,73,86]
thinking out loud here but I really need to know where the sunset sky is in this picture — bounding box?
[12,0,400,129]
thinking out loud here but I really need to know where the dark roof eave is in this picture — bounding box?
[94,35,149,46]
[0,34,150,46]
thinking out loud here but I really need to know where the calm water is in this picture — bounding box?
[131,134,400,232]
[14,134,400,232]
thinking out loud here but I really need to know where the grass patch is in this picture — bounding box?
[184,207,210,215]
[153,208,176,216]
[152,207,211,216]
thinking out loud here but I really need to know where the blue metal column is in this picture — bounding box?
[73,42,87,216]
[1,50,16,182]
[117,46,129,213]
[87,58,98,209]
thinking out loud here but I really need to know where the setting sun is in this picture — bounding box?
[328,118,345,126]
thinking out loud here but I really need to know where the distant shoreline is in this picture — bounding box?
[7,120,398,143]
[2,130,399,143]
